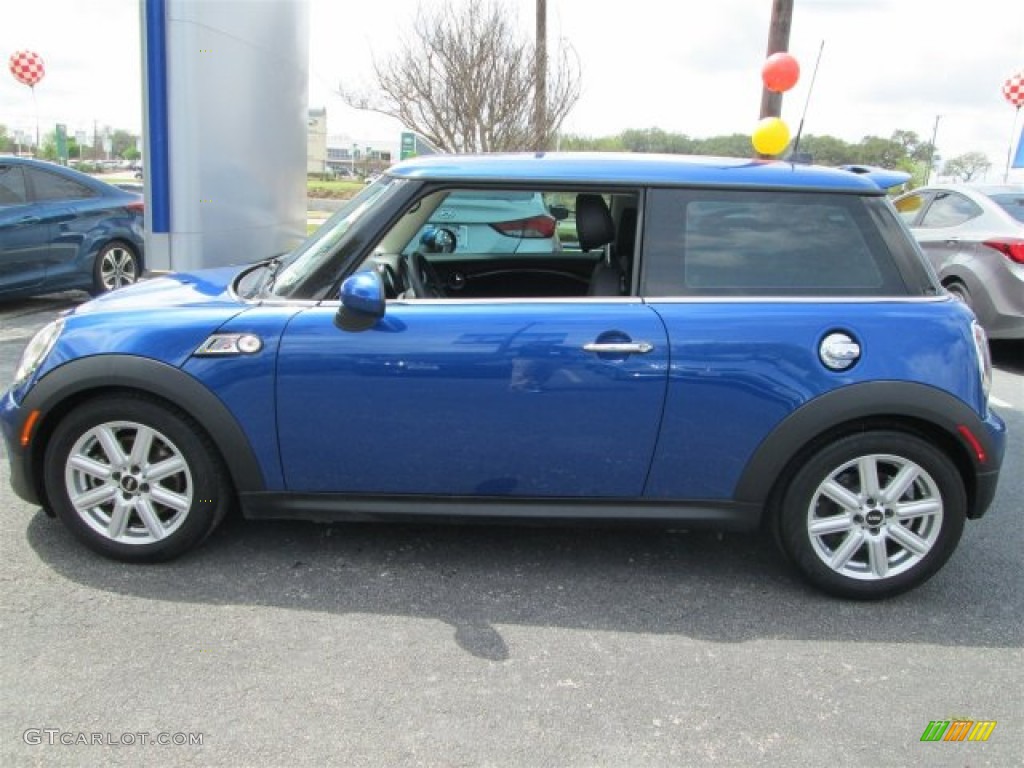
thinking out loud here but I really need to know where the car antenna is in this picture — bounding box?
[789,40,825,163]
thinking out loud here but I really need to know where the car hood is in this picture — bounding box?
[73,266,245,314]
[34,267,254,379]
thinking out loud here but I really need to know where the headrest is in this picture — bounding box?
[576,194,615,252]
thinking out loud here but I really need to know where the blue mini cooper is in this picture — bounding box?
[1,154,1006,598]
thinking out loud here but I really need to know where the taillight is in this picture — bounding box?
[982,237,1024,264]
[125,201,145,214]
[491,215,556,239]
[971,321,992,403]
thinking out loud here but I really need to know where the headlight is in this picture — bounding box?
[13,319,64,388]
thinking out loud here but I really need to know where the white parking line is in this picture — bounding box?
[991,396,1012,409]
[0,329,35,343]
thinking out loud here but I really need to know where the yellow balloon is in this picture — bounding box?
[751,117,791,156]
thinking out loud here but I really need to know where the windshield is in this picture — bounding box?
[269,176,408,298]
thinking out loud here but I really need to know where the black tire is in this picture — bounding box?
[43,396,232,562]
[776,431,966,599]
[945,280,972,311]
[91,240,140,295]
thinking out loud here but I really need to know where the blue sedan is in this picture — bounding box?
[0,157,145,300]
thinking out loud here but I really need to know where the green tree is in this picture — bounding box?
[942,152,991,182]
[890,130,933,163]
[853,136,906,169]
[693,134,752,158]
[0,124,13,153]
[111,130,138,159]
[559,133,624,151]
[39,131,59,161]
[620,128,696,154]
[797,135,855,166]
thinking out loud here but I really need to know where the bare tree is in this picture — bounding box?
[942,151,992,182]
[341,0,581,153]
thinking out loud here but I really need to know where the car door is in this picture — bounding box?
[275,300,669,497]
[0,163,50,293]
[23,165,102,277]
[906,190,984,273]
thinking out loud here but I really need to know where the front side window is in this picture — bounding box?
[402,189,565,258]
[0,165,29,205]
[363,186,640,300]
[642,189,907,297]
[893,192,928,224]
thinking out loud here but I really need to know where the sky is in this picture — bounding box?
[3,0,1023,180]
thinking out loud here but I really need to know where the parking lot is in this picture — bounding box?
[1,292,1021,767]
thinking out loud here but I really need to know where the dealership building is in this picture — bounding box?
[307,108,438,176]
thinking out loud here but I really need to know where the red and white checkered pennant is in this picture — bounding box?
[1003,70,1024,108]
[8,49,45,88]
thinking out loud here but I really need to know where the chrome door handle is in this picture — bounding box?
[583,342,654,354]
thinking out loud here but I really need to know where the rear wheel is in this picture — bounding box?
[44,397,231,562]
[92,240,140,294]
[777,432,965,599]
[944,280,972,310]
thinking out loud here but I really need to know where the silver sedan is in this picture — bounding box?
[894,184,1024,340]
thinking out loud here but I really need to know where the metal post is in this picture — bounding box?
[759,0,794,119]
[535,0,547,149]
[926,115,941,185]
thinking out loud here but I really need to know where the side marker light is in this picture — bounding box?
[20,409,42,448]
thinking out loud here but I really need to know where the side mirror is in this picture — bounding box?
[335,270,385,332]
[548,204,570,221]
[420,226,457,254]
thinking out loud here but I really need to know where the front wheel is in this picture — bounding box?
[44,397,232,562]
[776,432,966,599]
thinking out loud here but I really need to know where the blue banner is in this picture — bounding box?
[1014,124,1024,168]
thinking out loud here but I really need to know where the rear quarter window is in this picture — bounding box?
[27,168,98,202]
[917,191,982,228]
[641,189,910,297]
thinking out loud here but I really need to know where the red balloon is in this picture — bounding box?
[9,49,45,87]
[1003,71,1024,108]
[762,52,800,93]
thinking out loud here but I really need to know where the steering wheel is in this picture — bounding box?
[404,251,446,298]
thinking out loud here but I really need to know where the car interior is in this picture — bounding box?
[360,187,641,300]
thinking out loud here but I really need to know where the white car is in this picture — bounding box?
[413,190,562,256]
[894,184,1024,339]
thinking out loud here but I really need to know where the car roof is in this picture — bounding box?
[387,152,889,194]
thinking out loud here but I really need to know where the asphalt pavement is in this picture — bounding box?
[1,292,1022,767]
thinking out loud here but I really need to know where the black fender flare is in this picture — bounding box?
[20,354,265,504]
[734,381,1000,512]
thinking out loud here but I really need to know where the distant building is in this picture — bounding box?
[307,110,439,177]
[307,108,328,175]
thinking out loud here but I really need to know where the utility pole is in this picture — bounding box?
[535,0,547,150]
[926,115,941,184]
[759,0,794,119]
